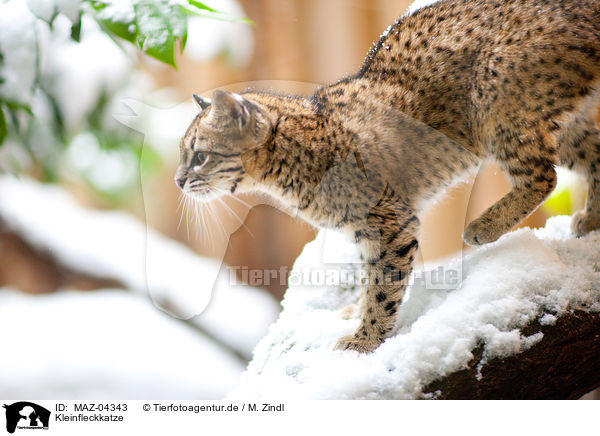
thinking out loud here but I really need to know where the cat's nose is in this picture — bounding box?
[175,177,186,190]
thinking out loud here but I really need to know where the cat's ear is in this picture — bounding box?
[193,94,211,111]
[207,89,250,133]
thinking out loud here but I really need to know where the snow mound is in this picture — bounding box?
[229,216,600,399]
[0,289,243,399]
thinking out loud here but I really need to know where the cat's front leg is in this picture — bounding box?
[335,213,420,353]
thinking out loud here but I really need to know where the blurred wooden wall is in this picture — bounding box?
[147,0,550,298]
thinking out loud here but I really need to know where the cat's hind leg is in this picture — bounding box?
[572,179,600,236]
[558,115,600,236]
[463,126,558,246]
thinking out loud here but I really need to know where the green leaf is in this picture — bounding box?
[70,12,83,42]
[1,42,5,86]
[141,32,178,66]
[186,0,218,13]
[180,25,187,53]
[85,0,250,68]
[4,100,33,116]
[0,106,7,146]
[39,87,66,143]
[89,1,137,43]
[134,0,187,67]
[182,2,253,24]
[104,18,137,43]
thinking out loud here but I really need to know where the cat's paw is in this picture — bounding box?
[571,210,600,237]
[334,334,382,353]
[339,303,362,320]
[463,218,503,246]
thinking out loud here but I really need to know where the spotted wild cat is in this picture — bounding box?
[176,0,600,353]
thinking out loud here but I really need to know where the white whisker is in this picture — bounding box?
[206,190,228,242]
[202,202,214,249]
[213,186,253,209]
[184,194,191,240]
[176,193,184,231]
[216,196,255,238]
[192,197,209,248]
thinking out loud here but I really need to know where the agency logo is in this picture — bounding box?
[3,402,50,434]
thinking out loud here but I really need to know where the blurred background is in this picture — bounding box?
[0,0,594,398]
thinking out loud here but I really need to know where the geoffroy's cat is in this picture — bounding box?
[176,0,600,353]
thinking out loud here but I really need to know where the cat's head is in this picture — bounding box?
[175,89,272,200]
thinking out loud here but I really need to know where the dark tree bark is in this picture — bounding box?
[423,311,600,399]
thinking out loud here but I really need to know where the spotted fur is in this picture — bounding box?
[176,0,600,353]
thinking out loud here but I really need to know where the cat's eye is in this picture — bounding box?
[192,151,208,167]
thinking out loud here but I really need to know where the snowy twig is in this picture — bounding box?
[154,297,252,363]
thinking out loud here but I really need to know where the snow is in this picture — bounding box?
[183,0,254,67]
[539,313,557,326]
[0,175,280,357]
[94,0,135,24]
[229,216,600,399]
[54,0,81,22]
[26,0,81,23]
[0,0,87,106]
[0,0,39,105]
[97,0,254,68]
[0,0,252,124]
[43,15,134,131]
[0,0,252,185]
[114,96,196,161]
[407,0,442,15]
[25,0,57,23]
[0,288,243,399]
[65,132,138,191]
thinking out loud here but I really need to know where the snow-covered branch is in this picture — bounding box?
[229,216,600,400]
[0,176,280,364]
[423,310,600,399]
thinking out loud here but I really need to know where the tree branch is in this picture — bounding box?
[423,311,600,399]
[0,224,251,364]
